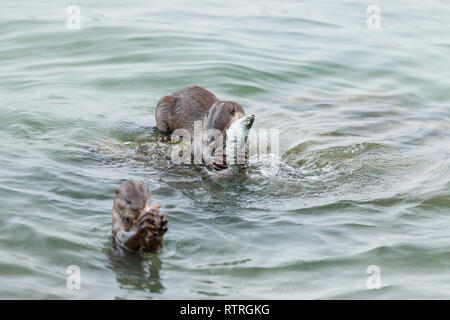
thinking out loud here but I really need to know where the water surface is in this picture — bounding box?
[0,0,449,299]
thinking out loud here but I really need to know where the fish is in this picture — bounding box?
[212,114,255,179]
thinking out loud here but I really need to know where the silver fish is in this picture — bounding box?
[221,114,255,176]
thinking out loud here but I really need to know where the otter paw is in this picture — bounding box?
[160,214,168,235]
[137,208,168,250]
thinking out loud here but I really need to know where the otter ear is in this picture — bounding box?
[115,188,119,197]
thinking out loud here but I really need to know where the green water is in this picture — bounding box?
[0,0,449,299]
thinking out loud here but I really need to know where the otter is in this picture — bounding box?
[155,86,254,171]
[112,181,168,253]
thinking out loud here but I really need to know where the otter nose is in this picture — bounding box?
[128,204,140,212]
[131,205,149,215]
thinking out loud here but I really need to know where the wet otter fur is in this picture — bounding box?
[112,181,168,253]
[155,86,249,170]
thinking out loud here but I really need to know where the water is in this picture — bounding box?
[0,0,449,299]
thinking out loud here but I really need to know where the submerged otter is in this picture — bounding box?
[155,86,254,172]
[112,181,168,253]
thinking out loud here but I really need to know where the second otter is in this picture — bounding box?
[112,181,168,253]
[155,86,254,171]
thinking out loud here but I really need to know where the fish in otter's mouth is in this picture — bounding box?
[111,181,168,253]
[223,114,255,173]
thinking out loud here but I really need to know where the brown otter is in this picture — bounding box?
[112,181,168,253]
[155,86,254,171]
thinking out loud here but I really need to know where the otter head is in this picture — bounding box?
[112,181,168,253]
[204,101,255,170]
[205,101,246,136]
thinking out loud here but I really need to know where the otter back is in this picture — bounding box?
[155,86,218,136]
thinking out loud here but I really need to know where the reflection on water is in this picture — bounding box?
[108,242,164,295]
